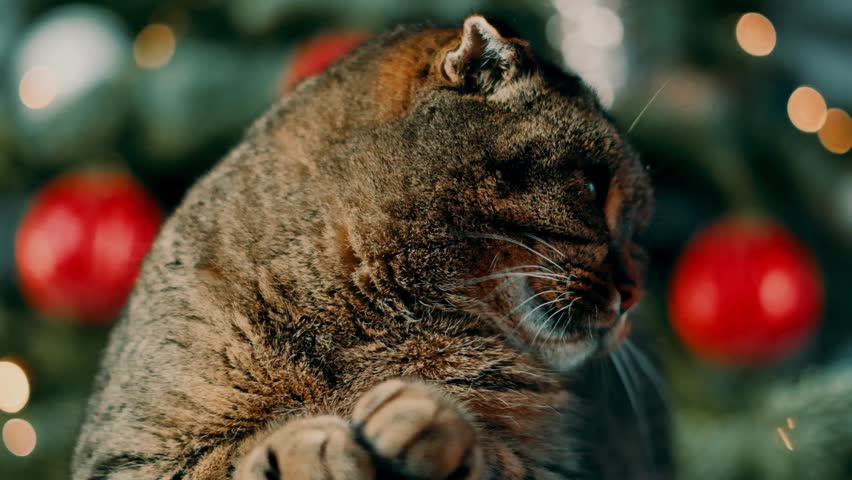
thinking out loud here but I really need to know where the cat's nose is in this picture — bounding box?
[609,250,639,314]
[616,282,638,314]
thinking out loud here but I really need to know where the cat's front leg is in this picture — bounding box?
[351,379,484,480]
[234,379,484,480]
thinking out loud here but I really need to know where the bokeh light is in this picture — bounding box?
[133,23,176,69]
[549,0,626,108]
[786,417,796,430]
[18,65,57,110]
[818,108,852,154]
[775,426,794,451]
[787,86,827,133]
[578,6,623,48]
[2,419,37,457]
[735,13,776,57]
[14,5,128,109]
[0,361,30,413]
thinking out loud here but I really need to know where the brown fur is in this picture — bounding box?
[72,16,663,480]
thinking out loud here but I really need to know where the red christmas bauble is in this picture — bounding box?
[15,170,163,324]
[282,31,368,93]
[669,216,823,365]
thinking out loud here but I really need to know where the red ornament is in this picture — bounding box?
[15,170,163,324]
[669,216,823,365]
[282,31,368,94]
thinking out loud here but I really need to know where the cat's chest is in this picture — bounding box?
[333,324,567,396]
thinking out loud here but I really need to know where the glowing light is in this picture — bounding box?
[787,86,827,133]
[775,426,794,451]
[759,270,797,319]
[786,417,796,430]
[2,419,37,457]
[735,13,776,57]
[14,5,128,108]
[0,361,30,413]
[578,6,623,48]
[818,108,852,154]
[18,65,57,110]
[133,23,176,69]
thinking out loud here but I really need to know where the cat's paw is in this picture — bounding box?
[352,379,483,480]
[233,416,374,480]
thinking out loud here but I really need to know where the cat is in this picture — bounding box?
[72,15,668,480]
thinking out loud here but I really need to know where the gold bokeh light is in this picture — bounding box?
[134,23,176,69]
[818,108,852,154]
[0,361,30,414]
[735,13,776,57]
[19,65,57,110]
[2,419,37,457]
[787,86,827,133]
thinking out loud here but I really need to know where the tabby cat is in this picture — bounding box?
[72,15,669,480]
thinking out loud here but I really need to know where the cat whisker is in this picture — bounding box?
[527,293,571,347]
[491,264,557,275]
[488,253,501,272]
[538,296,575,342]
[463,233,566,272]
[519,293,569,330]
[510,289,564,314]
[471,264,561,290]
[610,350,653,461]
[627,78,671,133]
[466,275,547,316]
[477,275,524,305]
[549,296,581,326]
[624,340,670,410]
[590,306,598,342]
[549,296,582,339]
[539,298,576,347]
[457,271,569,288]
[522,233,566,258]
[511,291,569,345]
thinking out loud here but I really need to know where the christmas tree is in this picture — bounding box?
[1,0,850,479]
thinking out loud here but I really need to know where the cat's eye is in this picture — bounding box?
[584,165,610,210]
[585,180,597,196]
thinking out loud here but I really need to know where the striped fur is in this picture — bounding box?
[72,16,665,480]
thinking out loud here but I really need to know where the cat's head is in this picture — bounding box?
[316,16,652,371]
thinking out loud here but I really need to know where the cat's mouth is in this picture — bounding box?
[455,232,642,371]
[496,277,627,370]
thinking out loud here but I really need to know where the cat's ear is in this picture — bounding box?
[442,15,532,94]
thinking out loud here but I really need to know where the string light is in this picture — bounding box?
[818,108,852,154]
[2,419,37,457]
[787,86,827,133]
[735,13,776,57]
[133,23,176,69]
[775,426,794,451]
[18,65,57,110]
[0,361,30,414]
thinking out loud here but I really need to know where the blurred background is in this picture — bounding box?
[0,0,850,478]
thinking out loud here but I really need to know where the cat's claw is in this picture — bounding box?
[352,379,484,480]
